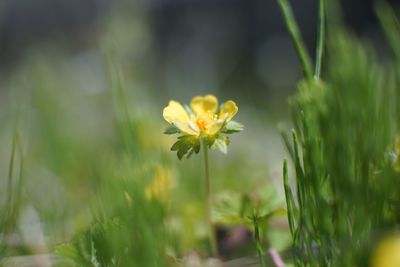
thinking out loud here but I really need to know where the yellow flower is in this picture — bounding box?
[370,234,400,267]
[145,167,174,201]
[163,94,243,159]
[163,95,238,136]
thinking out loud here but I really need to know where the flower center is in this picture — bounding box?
[196,117,208,131]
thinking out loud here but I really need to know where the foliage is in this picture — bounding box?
[280,1,400,266]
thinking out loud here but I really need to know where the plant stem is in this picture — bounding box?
[4,132,18,233]
[283,160,296,237]
[202,140,218,257]
[277,0,314,80]
[252,209,266,267]
[315,0,326,79]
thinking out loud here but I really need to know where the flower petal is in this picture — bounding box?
[163,101,199,135]
[219,100,238,122]
[190,95,218,116]
[206,119,226,135]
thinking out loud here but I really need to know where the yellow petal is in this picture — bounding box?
[190,95,218,116]
[163,101,199,135]
[207,120,226,135]
[219,100,238,122]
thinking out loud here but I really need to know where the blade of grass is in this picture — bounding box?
[283,159,296,237]
[376,1,400,61]
[315,0,326,79]
[2,131,22,235]
[277,0,314,80]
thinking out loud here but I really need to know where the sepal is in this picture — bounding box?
[170,135,201,160]
[164,125,180,135]
[222,120,244,134]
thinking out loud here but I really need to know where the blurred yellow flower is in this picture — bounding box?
[145,167,174,201]
[370,234,400,267]
[163,95,238,136]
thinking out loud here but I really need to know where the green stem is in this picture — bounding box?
[277,0,314,80]
[202,140,218,257]
[252,209,266,267]
[3,132,18,233]
[315,0,326,79]
[283,159,296,237]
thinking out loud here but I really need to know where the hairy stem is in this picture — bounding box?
[202,140,218,256]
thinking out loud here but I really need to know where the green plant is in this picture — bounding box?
[279,1,400,266]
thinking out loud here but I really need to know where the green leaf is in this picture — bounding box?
[171,135,201,160]
[164,125,180,135]
[257,208,287,224]
[177,142,191,160]
[212,135,228,154]
[194,141,201,153]
[171,140,183,151]
[222,120,244,134]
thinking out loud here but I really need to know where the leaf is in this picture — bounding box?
[212,135,228,154]
[257,208,288,224]
[222,120,244,134]
[194,141,201,153]
[171,135,201,160]
[164,125,180,135]
[177,142,192,160]
[171,140,183,151]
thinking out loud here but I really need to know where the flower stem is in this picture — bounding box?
[202,139,218,257]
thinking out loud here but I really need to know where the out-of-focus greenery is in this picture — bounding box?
[280,0,400,266]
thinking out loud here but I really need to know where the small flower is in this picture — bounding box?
[162,94,243,159]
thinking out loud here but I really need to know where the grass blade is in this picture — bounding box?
[277,0,314,80]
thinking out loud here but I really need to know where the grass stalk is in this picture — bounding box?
[3,132,18,233]
[202,140,218,257]
[252,209,266,267]
[277,0,314,80]
[283,160,296,237]
[315,0,326,79]
[376,1,400,61]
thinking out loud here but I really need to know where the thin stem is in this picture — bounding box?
[376,1,400,62]
[277,0,314,80]
[315,0,326,79]
[3,132,18,233]
[252,209,266,267]
[283,160,296,237]
[202,140,218,257]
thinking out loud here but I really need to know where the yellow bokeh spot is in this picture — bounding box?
[371,234,400,267]
[145,167,175,201]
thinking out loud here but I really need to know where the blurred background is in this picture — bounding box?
[1,0,400,265]
[2,0,397,103]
